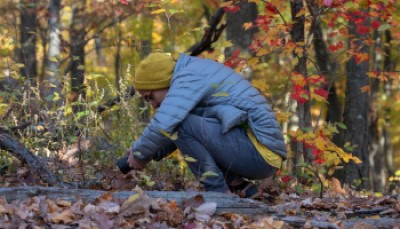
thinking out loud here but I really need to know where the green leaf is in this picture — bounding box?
[201,171,219,178]
[378,24,391,32]
[184,156,197,162]
[295,184,304,194]
[133,151,142,156]
[327,124,339,134]
[49,56,58,63]
[311,183,321,194]
[211,83,221,88]
[337,122,347,130]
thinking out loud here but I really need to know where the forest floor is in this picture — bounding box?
[0,160,400,229]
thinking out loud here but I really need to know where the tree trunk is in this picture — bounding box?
[289,0,312,175]
[312,16,342,146]
[19,0,38,86]
[115,18,122,96]
[136,15,154,123]
[41,0,63,110]
[342,11,370,190]
[368,30,386,192]
[382,30,394,177]
[224,0,257,57]
[69,1,86,113]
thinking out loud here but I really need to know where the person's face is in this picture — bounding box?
[137,88,169,109]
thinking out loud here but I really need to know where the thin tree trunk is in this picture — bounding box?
[115,18,122,96]
[382,30,394,177]
[137,15,154,122]
[289,0,312,175]
[368,30,385,192]
[41,0,63,110]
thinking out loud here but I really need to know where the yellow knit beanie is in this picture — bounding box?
[133,53,176,90]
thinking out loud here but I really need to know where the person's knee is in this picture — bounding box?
[176,113,201,138]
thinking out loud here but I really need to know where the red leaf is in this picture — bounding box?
[357,26,370,35]
[314,157,325,165]
[281,175,291,183]
[120,0,128,5]
[328,41,344,52]
[371,20,381,29]
[224,5,240,13]
[314,88,329,99]
[265,2,279,14]
[291,87,309,104]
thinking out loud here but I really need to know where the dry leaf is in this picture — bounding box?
[47,209,74,224]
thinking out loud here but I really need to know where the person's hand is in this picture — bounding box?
[127,149,146,170]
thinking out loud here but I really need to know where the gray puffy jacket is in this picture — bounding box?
[132,53,287,162]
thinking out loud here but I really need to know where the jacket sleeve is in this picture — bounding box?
[131,71,212,163]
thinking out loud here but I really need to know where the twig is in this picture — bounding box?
[186,7,226,56]
[96,86,135,113]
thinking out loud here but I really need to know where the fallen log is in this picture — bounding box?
[0,186,275,215]
[1,186,399,228]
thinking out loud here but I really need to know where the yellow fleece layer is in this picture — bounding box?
[247,129,283,168]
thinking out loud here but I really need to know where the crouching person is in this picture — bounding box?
[126,52,287,199]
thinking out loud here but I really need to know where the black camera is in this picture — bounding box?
[116,156,132,174]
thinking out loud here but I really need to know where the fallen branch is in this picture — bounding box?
[0,133,63,186]
[0,122,32,134]
[1,186,399,228]
[0,186,275,215]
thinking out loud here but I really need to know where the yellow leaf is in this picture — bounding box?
[152,32,162,44]
[37,125,45,131]
[220,40,233,48]
[256,48,270,56]
[315,137,326,150]
[126,193,140,203]
[212,92,229,97]
[151,9,166,14]
[247,57,259,68]
[220,1,233,7]
[251,79,268,91]
[292,74,306,87]
[351,156,362,164]
[160,129,178,140]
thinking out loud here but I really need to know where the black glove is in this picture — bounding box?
[116,156,132,174]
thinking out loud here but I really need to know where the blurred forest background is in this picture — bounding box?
[0,0,400,196]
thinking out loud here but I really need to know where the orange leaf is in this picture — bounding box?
[360,86,370,93]
[170,200,177,210]
[243,22,253,30]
